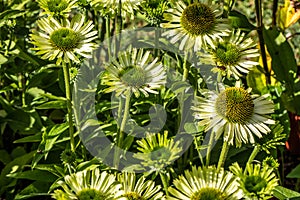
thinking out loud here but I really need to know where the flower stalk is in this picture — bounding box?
[217,140,229,171]
[247,145,261,164]
[62,61,75,152]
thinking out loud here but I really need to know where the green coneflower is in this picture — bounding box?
[161,1,230,51]
[30,14,97,65]
[168,165,242,200]
[193,85,275,147]
[115,172,165,199]
[89,0,141,18]
[52,169,120,200]
[133,131,182,172]
[230,162,278,200]
[101,48,166,98]
[37,0,77,18]
[200,30,260,79]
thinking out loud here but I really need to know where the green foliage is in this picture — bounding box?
[1,0,300,199]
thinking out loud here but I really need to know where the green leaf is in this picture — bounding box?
[246,66,267,94]
[6,109,43,135]
[0,10,24,20]
[0,53,8,64]
[0,150,11,165]
[264,28,297,86]
[7,169,58,182]
[14,134,41,143]
[35,100,66,109]
[0,151,35,195]
[273,186,300,200]
[229,10,256,31]
[184,123,198,134]
[287,164,300,178]
[44,123,68,154]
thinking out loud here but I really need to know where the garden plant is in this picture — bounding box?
[1,0,300,199]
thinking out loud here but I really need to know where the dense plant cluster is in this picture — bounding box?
[1,0,300,199]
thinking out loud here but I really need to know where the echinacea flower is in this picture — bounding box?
[30,14,97,65]
[200,30,260,79]
[52,168,120,200]
[193,85,275,147]
[115,172,165,199]
[89,0,141,19]
[230,162,278,200]
[168,165,242,200]
[161,1,230,51]
[101,48,166,98]
[37,0,77,18]
[133,131,182,172]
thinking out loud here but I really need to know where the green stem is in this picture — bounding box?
[159,172,169,196]
[217,140,229,171]
[247,145,261,164]
[206,131,215,166]
[106,17,112,61]
[255,0,271,85]
[62,62,75,152]
[118,91,131,145]
[114,91,131,168]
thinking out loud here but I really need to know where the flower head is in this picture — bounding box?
[101,48,166,98]
[115,172,164,199]
[30,14,97,65]
[161,1,230,51]
[230,162,278,200]
[90,0,141,19]
[37,0,77,18]
[168,165,242,200]
[201,30,260,79]
[133,131,182,173]
[193,85,275,147]
[52,169,120,200]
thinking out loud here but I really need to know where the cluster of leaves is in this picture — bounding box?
[0,0,300,199]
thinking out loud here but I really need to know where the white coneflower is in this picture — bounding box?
[201,30,260,79]
[193,85,275,147]
[37,0,77,18]
[89,0,141,18]
[161,1,230,51]
[101,48,166,98]
[168,166,242,200]
[52,169,121,200]
[115,172,165,199]
[30,14,97,65]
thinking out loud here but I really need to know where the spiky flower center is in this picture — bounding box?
[50,28,81,51]
[215,87,254,124]
[244,175,267,194]
[180,3,216,36]
[214,42,241,66]
[60,149,76,165]
[191,187,227,200]
[47,0,69,12]
[119,66,147,87]
[77,189,108,200]
[123,192,145,200]
[150,146,172,161]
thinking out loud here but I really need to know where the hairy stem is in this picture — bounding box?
[62,62,75,152]
[217,140,229,171]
